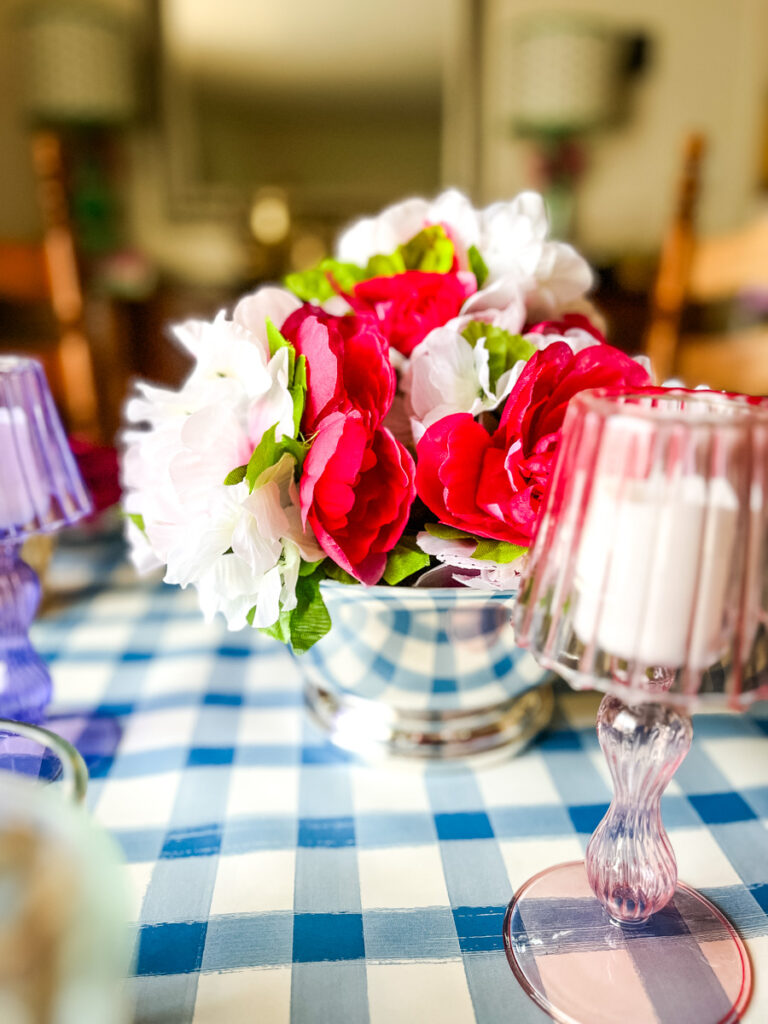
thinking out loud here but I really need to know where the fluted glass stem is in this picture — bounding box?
[0,542,51,721]
[585,694,693,924]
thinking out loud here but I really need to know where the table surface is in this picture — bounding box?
[33,530,768,1024]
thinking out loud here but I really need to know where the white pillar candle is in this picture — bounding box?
[573,474,739,668]
[0,407,49,529]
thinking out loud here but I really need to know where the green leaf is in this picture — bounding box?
[266,318,289,357]
[382,541,431,585]
[468,244,489,287]
[298,558,325,577]
[287,569,333,654]
[460,321,488,347]
[254,562,332,654]
[398,225,455,273]
[323,560,358,584]
[246,423,280,491]
[223,465,247,486]
[293,352,307,391]
[284,259,366,301]
[423,522,476,542]
[461,323,536,392]
[320,260,367,293]
[265,319,295,380]
[280,435,309,469]
[254,605,292,644]
[126,511,145,533]
[471,538,528,563]
[365,251,406,277]
[245,427,309,491]
[290,353,307,435]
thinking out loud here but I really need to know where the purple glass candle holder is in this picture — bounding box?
[0,357,91,721]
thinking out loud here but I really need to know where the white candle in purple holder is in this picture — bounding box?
[0,407,50,529]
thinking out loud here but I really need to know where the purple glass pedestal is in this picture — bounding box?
[0,356,92,721]
[0,543,51,721]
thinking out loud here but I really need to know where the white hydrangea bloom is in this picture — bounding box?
[337,189,481,268]
[476,192,592,317]
[406,326,529,443]
[121,288,321,632]
[336,188,592,326]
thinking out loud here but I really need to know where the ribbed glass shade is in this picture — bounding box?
[19,3,136,126]
[514,388,768,709]
[0,356,92,542]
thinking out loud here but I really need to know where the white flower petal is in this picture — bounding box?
[125,520,163,575]
[252,565,283,628]
[415,531,524,592]
[337,196,430,264]
[408,328,477,421]
[170,408,251,512]
[459,276,528,327]
[279,542,302,613]
[196,555,260,631]
[247,375,296,445]
[233,286,302,357]
[523,242,594,319]
[164,516,235,587]
[235,482,289,572]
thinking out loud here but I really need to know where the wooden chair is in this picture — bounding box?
[646,134,768,395]
[0,133,101,439]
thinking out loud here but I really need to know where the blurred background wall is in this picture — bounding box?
[484,0,768,258]
[1,0,767,441]
[2,0,767,265]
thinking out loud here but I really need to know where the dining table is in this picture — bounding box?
[30,524,768,1024]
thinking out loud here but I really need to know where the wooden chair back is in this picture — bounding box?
[646,134,768,395]
[0,133,100,438]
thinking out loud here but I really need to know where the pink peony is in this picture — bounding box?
[346,270,476,356]
[281,306,395,433]
[300,410,416,584]
[416,342,651,546]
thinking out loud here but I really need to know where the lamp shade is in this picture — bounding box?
[0,356,92,542]
[513,17,626,136]
[19,2,136,126]
[514,388,768,710]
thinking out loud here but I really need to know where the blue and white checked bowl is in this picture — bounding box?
[297,583,554,759]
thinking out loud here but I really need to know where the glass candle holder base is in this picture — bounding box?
[0,719,88,803]
[504,860,751,1024]
[304,678,554,759]
[298,583,554,760]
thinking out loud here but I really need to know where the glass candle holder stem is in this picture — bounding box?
[586,694,693,924]
[0,542,51,722]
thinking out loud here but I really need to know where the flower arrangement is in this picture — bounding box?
[122,190,651,652]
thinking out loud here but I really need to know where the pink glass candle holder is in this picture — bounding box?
[506,388,768,1024]
[0,357,91,721]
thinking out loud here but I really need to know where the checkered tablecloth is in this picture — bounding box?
[32,531,768,1024]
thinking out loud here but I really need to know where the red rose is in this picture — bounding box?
[346,270,476,356]
[416,413,535,545]
[416,342,651,546]
[281,306,395,434]
[300,410,415,584]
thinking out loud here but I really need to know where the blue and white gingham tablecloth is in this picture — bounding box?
[32,531,768,1024]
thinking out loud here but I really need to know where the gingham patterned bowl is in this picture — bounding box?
[298,583,554,759]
